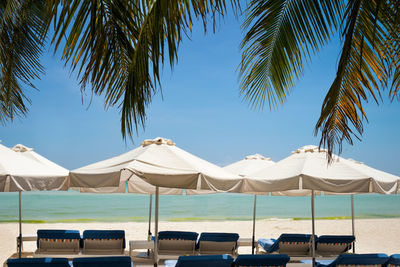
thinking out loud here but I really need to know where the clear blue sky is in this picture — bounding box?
[1,11,399,176]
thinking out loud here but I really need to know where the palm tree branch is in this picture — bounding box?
[315,0,393,159]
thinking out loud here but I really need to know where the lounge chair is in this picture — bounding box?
[7,258,70,267]
[175,255,234,267]
[234,254,290,267]
[258,233,312,256]
[82,230,125,254]
[316,235,355,256]
[36,230,81,254]
[157,231,199,256]
[196,232,239,255]
[72,256,132,267]
[316,253,389,267]
[388,255,400,267]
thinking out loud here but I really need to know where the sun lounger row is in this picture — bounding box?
[172,254,290,267]
[165,253,400,267]
[36,230,125,255]
[7,256,131,267]
[6,254,400,267]
[157,231,239,256]
[258,233,355,256]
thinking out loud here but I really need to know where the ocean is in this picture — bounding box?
[0,191,399,223]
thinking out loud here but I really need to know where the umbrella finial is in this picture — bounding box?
[293,145,327,154]
[12,144,33,152]
[141,137,176,147]
[244,154,271,161]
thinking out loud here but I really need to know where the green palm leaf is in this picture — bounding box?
[315,0,400,157]
[0,0,50,124]
[240,0,343,109]
[51,0,239,139]
[240,0,400,160]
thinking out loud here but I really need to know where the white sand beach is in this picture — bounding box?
[1,218,399,264]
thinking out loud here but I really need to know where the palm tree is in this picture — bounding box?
[240,0,400,158]
[0,0,50,124]
[0,0,399,158]
[0,0,239,137]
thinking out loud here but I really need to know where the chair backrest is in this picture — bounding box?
[328,253,389,267]
[7,257,70,267]
[235,254,290,267]
[72,256,132,267]
[82,230,125,254]
[316,235,355,256]
[37,230,81,253]
[388,255,400,267]
[197,233,239,255]
[158,231,198,255]
[276,234,312,255]
[175,255,234,267]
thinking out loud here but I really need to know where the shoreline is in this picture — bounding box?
[1,218,400,262]
[1,215,400,223]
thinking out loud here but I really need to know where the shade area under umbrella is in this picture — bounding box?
[224,153,275,254]
[243,145,399,267]
[1,143,69,258]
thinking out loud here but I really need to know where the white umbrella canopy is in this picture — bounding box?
[224,154,275,177]
[243,145,399,195]
[0,143,69,192]
[70,137,243,192]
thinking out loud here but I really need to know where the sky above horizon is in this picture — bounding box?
[1,9,400,175]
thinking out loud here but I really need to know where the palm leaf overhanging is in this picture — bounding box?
[240,0,400,159]
[0,0,50,124]
[50,0,239,139]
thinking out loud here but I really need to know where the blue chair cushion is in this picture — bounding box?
[389,255,400,266]
[37,230,80,248]
[198,233,239,242]
[235,254,290,266]
[158,231,198,241]
[317,235,355,244]
[82,230,125,248]
[197,233,239,249]
[259,234,312,253]
[175,255,234,267]
[7,258,70,267]
[316,253,389,267]
[72,256,131,267]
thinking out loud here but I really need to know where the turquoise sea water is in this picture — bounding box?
[0,191,399,223]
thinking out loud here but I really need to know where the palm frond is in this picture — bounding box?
[315,0,400,159]
[239,0,344,109]
[51,0,239,139]
[385,0,400,99]
[0,0,50,124]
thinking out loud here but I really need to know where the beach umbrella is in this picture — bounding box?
[243,145,399,194]
[244,145,399,266]
[70,137,242,192]
[224,154,275,254]
[71,137,242,265]
[1,143,69,258]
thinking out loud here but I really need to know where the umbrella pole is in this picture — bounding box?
[18,191,22,258]
[311,190,316,267]
[252,195,257,254]
[154,187,159,267]
[148,194,153,256]
[351,194,355,253]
